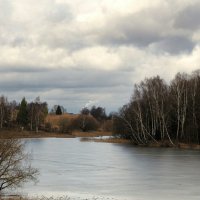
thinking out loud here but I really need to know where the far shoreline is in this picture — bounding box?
[0,129,112,139]
[0,129,200,150]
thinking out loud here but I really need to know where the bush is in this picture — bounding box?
[70,115,99,132]
[58,118,71,133]
[102,120,113,132]
[44,122,53,132]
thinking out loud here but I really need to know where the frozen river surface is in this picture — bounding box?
[20,138,200,200]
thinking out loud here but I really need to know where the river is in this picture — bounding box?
[18,138,200,200]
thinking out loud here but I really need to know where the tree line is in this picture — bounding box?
[113,70,200,146]
[46,106,112,133]
[0,95,112,133]
[0,96,48,132]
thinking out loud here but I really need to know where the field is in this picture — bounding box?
[0,114,113,139]
[45,113,78,126]
[45,114,113,137]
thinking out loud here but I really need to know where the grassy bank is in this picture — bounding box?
[0,195,108,200]
[0,129,112,139]
[1,129,200,149]
[80,137,131,143]
[0,130,75,139]
[81,137,200,150]
[71,131,112,137]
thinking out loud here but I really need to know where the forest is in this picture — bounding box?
[0,96,48,132]
[1,70,200,146]
[113,70,200,146]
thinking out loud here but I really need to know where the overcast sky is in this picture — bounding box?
[1,0,200,113]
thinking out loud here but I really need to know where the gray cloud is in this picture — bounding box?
[0,0,200,113]
[0,68,133,113]
[150,36,195,54]
[96,4,197,54]
[174,2,200,30]
[99,12,162,48]
[0,68,133,92]
[0,66,52,73]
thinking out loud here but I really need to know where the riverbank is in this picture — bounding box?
[81,137,131,143]
[81,137,200,150]
[1,130,200,150]
[0,130,112,139]
[0,196,102,200]
[0,196,107,200]
[0,130,75,139]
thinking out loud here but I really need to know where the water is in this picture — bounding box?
[19,138,200,199]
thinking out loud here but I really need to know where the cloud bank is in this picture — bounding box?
[0,0,200,113]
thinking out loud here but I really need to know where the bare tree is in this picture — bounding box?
[28,97,48,132]
[114,76,175,145]
[171,73,189,142]
[0,96,8,129]
[9,100,18,127]
[0,139,38,192]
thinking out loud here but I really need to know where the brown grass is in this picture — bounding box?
[0,196,105,200]
[71,131,112,137]
[0,196,71,200]
[0,130,74,139]
[44,114,113,138]
[45,114,78,127]
[178,143,200,150]
[95,138,132,143]
[0,130,112,139]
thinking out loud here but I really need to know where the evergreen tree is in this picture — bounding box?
[56,105,62,115]
[17,97,28,127]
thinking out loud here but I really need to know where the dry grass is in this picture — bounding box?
[46,114,111,135]
[0,130,74,139]
[72,131,112,137]
[0,196,71,200]
[1,128,200,149]
[45,114,78,127]
[0,196,114,200]
[178,143,200,150]
[94,138,131,143]
[0,130,112,140]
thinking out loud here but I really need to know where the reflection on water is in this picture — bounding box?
[20,138,200,200]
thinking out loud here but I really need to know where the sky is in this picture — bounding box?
[1,0,200,113]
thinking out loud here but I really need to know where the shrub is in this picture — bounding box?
[102,120,113,132]
[44,122,53,132]
[70,115,99,132]
[58,118,71,133]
